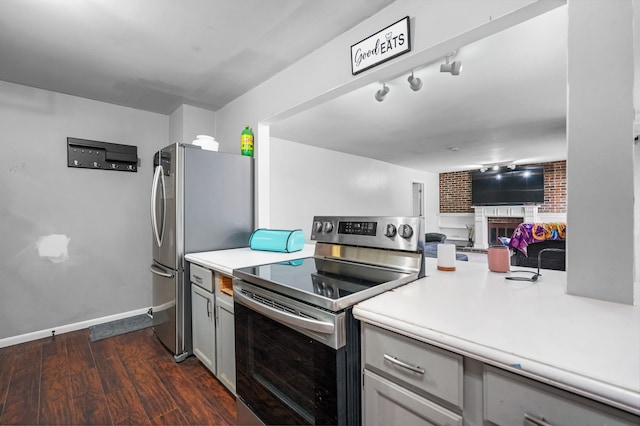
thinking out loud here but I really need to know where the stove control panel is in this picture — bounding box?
[311,216,423,252]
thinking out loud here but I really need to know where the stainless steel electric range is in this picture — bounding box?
[233,216,425,426]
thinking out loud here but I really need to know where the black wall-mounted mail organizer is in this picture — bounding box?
[67,137,138,172]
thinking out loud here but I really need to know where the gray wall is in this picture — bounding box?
[0,80,168,340]
[566,0,636,304]
[269,137,438,236]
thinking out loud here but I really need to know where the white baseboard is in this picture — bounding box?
[0,307,151,348]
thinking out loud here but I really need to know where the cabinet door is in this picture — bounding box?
[363,369,463,426]
[216,295,236,394]
[484,366,640,426]
[191,283,215,373]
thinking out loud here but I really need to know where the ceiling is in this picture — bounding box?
[0,1,570,173]
[0,0,395,113]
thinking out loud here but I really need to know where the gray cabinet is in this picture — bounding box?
[364,369,463,426]
[483,365,640,426]
[190,264,215,373]
[189,262,236,395]
[361,323,640,426]
[362,323,463,426]
[215,274,236,394]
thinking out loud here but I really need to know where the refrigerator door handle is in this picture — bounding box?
[151,165,166,247]
[150,264,174,278]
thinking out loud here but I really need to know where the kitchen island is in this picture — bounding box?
[354,257,640,423]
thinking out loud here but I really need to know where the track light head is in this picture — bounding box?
[440,60,462,75]
[480,167,488,173]
[440,54,462,75]
[374,83,389,102]
[407,72,423,91]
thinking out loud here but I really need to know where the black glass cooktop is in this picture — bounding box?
[234,256,414,311]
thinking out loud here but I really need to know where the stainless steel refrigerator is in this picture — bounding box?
[150,143,254,362]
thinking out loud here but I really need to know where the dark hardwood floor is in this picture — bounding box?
[0,327,236,425]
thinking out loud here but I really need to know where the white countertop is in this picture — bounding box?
[185,244,316,276]
[353,257,640,415]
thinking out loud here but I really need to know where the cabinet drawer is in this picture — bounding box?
[189,263,213,292]
[364,369,462,426]
[363,323,463,409]
[483,366,640,426]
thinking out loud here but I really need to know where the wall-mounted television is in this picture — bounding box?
[471,165,545,206]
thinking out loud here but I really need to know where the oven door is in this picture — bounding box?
[234,281,350,425]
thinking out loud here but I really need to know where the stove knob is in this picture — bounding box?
[313,221,323,233]
[385,223,397,237]
[323,222,334,233]
[398,224,414,239]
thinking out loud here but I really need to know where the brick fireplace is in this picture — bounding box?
[473,205,539,249]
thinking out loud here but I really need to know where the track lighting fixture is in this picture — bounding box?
[374,83,389,102]
[480,162,517,172]
[440,53,462,76]
[407,72,423,91]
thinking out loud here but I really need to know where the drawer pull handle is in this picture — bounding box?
[383,354,425,375]
[524,413,553,426]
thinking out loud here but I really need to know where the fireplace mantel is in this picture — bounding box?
[473,205,539,249]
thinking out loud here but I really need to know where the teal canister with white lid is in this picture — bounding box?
[249,229,306,253]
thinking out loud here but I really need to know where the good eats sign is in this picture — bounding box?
[351,16,411,75]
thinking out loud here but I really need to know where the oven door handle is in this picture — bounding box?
[234,288,335,334]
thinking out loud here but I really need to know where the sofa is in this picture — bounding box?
[508,223,566,271]
[510,240,565,270]
[424,233,469,262]
[425,232,447,244]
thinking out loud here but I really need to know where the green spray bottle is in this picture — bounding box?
[241,126,254,156]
